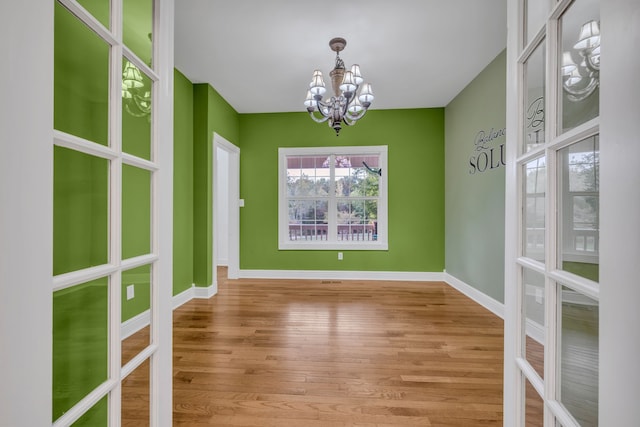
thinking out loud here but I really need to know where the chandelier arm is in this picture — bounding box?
[563,77,599,101]
[345,108,367,122]
[132,93,152,114]
[308,109,330,123]
[124,102,149,118]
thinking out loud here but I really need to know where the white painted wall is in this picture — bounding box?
[598,0,640,424]
[0,2,53,425]
[216,147,230,265]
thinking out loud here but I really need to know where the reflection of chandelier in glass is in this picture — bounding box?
[304,38,374,136]
[122,60,151,117]
[561,20,600,102]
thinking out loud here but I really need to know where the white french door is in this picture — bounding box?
[50,0,173,425]
[505,0,601,426]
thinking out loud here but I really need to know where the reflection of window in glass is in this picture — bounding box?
[524,42,545,153]
[559,285,599,426]
[559,136,599,282]
[523,156,546,261]
[280,147,387,250]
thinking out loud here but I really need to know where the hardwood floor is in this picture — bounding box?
[169,269,504,426]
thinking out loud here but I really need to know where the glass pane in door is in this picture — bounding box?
[559,1,600,133]
[123,0,153,66]
[54,2,109,146]
[121,358,151,426]
[76,0,110,29]
[525,376,544,426]
[559,285,599,426]
[525,0,549,46]
[522,268,545,378]
[54,146,109,275]
[523,156,546,261]
[524,42,545,153]
[122,264,152,366]
[122,164,152,259]
[122,58,153,160]
[558,136,599,281]
[53,278,109,422]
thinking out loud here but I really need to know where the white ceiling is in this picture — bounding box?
[175,0,507,114]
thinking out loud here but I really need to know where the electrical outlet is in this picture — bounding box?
[126,284,135,300]
[338,252,343,260]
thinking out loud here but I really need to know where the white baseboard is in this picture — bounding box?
[239,269,445,282]
[121,310,150,340]
[193,281,218,299]
[121,283,217,339]
[172,285,194,309]
[444,273,505,319]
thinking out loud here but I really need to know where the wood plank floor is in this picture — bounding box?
[167,269,504,426]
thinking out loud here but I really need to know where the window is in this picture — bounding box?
[278,146,388,250]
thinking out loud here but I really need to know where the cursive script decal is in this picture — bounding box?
[470,126,506,174]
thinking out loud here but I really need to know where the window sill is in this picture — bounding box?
[278,241,388,251]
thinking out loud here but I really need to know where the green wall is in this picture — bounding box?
[238,109,445,272]
[173,69,195,295]
[445,50,506,303]
[193,84,239,286]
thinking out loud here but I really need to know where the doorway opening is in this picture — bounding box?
[213,133,240,288]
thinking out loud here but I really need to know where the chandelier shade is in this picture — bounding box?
[561,20,600,102]
[305,38,374,136]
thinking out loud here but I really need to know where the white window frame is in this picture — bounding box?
[278,145,388,251]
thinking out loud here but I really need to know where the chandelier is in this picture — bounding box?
[122,60,151,118]
[561,20,600,102]
[304,38,374,136]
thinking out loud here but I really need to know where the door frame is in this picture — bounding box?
[213,133,240,283]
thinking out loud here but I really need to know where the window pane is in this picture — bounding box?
[525,0,549,46]
[524,41,545,153]
[280,147,386,249]
[337,200,377,241]
[122,264,152,366]
[559,2,600,133]
[558,136,599,282]
[53,278,109,422]
[54,2,109,146]
[121,358,150,426]
[71,396,107,427]
[525,376,544,426]
[77,0,110,29]
[287,200,328,241]
[122,59,152,159]
[54,146,109,275]
[287,156,330,197]
[122,165,152,259]
[522,268,545,379]
[559,285,599,426]
[523,157,546,261]
[123,0,153,66]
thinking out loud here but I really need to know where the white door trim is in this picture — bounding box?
[213,133,240,281]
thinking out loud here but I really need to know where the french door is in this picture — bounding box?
[505,0,600,425]
[51,0,173,425]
